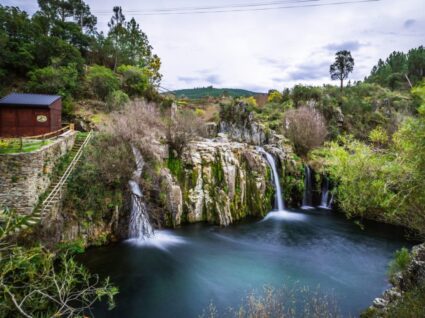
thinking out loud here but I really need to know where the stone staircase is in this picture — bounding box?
[28,131,93,225]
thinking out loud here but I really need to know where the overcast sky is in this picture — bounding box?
[6,0,425,92]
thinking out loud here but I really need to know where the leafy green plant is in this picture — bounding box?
[388,247,411,280]
[86,65,120,100]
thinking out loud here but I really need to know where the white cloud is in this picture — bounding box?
[4,0,425,92]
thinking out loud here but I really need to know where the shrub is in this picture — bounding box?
[167,109,207,157]
[369,126,389,147]
[291,85,322,106]
[388,248,411,282]
[106,90,129,112]
[27,64,78,97]
[268,90,283,103]
[283,106,328,156]
[106,100,166,158]
[117,64,149,97]
[86,65,120,100]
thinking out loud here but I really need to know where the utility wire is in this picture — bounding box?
[93,0,317,14]
[92,0,380,16]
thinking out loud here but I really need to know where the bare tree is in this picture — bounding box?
[106,99,166,159]
[283,106,328,156]
[167,105,207,157]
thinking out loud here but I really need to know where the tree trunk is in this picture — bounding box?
[340,78,344,91]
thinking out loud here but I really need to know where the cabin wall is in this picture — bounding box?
[0,107,51,137]
[50,99,62,131]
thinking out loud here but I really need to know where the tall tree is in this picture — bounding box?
[330,50,354,91]
[37,0,97,33]
[108,6,126,71]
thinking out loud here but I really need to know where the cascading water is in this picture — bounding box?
[257,147,284,211]
[128,146,154,240]
[301,165,314,210]
[319,176,333,209]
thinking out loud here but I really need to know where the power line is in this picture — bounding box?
[93,0,317,14]
[92,0,380,16]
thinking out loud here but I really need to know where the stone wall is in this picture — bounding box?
[0,131,77,215]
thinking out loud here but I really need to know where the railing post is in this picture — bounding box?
[20,137,23,151]
[70,123,74,131]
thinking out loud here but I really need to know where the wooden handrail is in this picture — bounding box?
[25,125,72,140]
[40,131,93,217]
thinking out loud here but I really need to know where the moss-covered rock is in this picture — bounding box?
[167,135,274,226]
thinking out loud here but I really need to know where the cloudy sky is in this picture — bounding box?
[7,0,425,92]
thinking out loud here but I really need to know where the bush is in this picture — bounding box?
[291,85,322,106]
[106,90,129,112]
[284,106,327,156]
[117,64,149,97]
[388,247,411,281]
[167,108,207,157]
[86,65,120,100]
[27,64,78,97]
[268,90,283,103]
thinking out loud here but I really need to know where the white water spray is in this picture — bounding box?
[301,165,314,210]
[319,176,333,209]
[258,147,284,211]
[128,146,154,240]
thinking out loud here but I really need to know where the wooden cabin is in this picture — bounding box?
[0,93,62,137]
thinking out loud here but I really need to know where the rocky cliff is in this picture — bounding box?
[162,134,275,226]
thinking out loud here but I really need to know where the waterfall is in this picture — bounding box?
[258,148,284,211]
[319,176,333,209]
[128,146,154,240]
[301,165,314,210]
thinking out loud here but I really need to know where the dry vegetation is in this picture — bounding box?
[283,106,328,157]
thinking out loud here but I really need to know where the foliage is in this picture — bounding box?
[267,89,283,103]
[117,64,149,97]
[330,50,355,90]
[0,208,118,318]
[311,136,397,220]
[0,2,161,105]
[65,133,133,221]
[312,92,425,237]
[291,85,322,107]
[0,246,117,318]
[366,46,425,90]
[369,126,389,147]
[85,65,120,100]
[284,106,328,156]
[27,63,78,97]
[387,247,411,280]
[106,89,129,111]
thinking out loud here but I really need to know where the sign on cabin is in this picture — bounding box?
[0,93,62,137]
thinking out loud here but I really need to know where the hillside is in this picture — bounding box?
[171,87,259,99]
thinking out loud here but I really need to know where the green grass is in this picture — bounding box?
[0,139,52,154]
[171,87,259,99]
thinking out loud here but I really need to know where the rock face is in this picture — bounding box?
[219,120,267,146]
[165,135,274,226]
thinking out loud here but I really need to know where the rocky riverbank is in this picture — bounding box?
[362,243,425,317]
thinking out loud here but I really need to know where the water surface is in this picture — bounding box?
[80,209,411,317]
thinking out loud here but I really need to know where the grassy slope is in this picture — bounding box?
[171,87,259,99]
